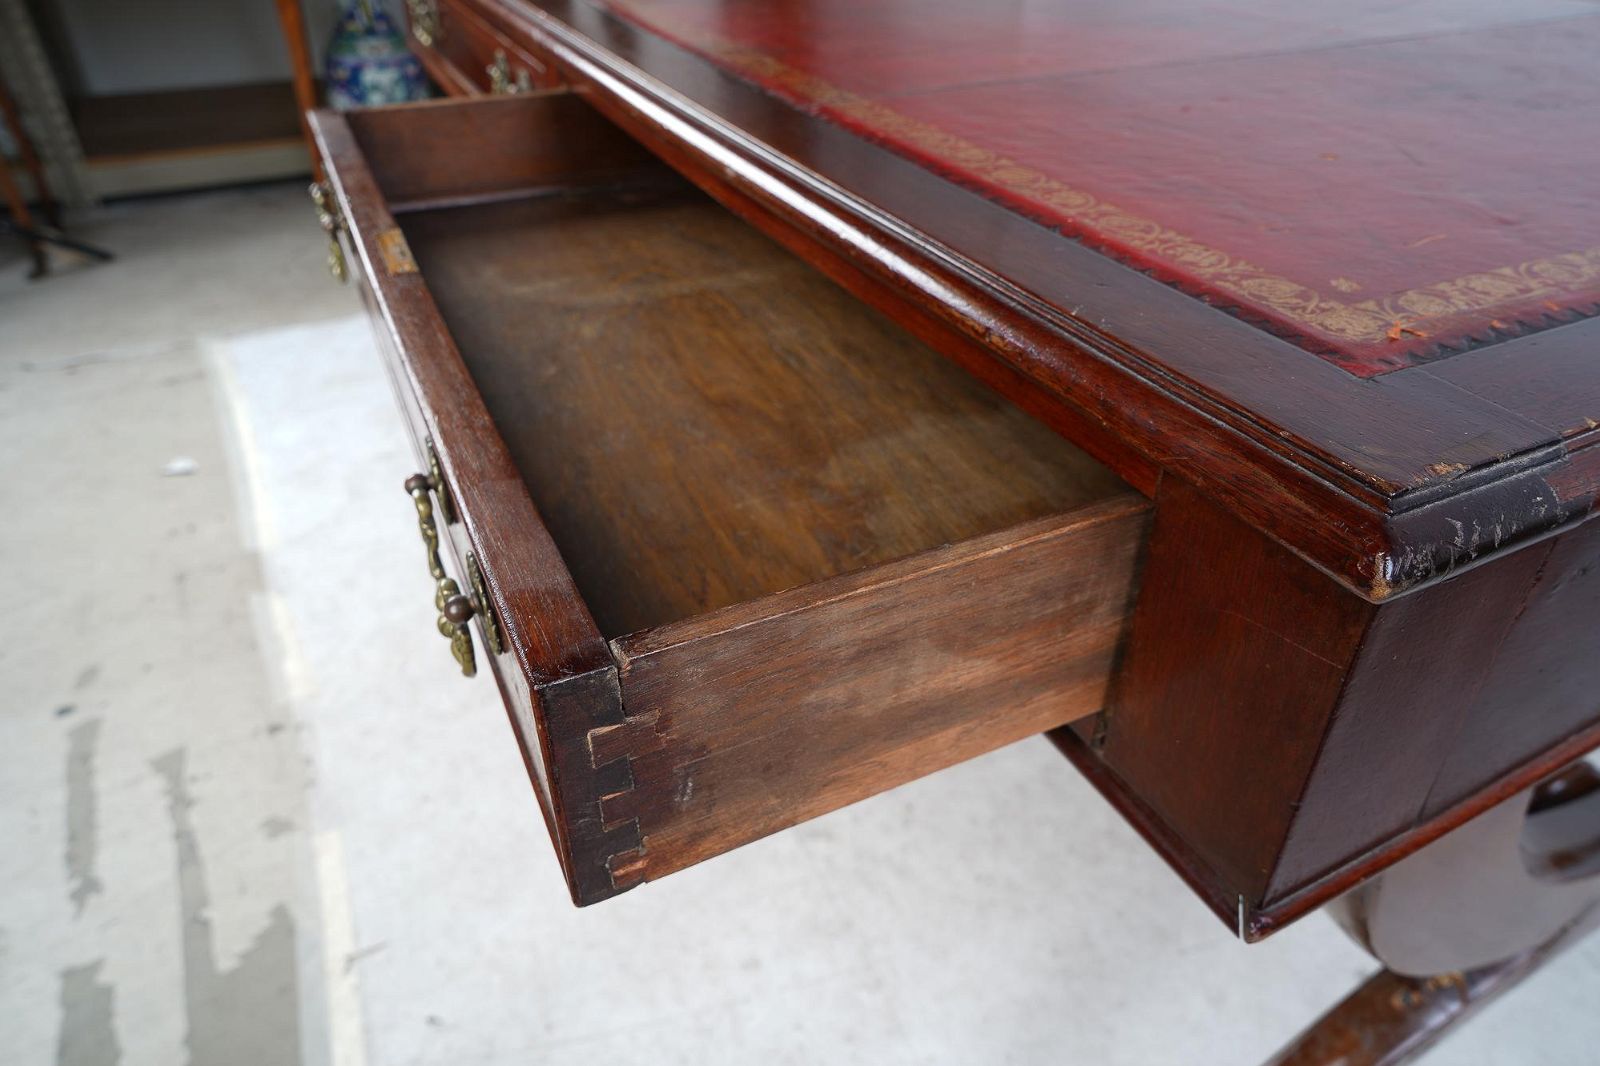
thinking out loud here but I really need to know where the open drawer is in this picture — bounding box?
[309,92,1151,905]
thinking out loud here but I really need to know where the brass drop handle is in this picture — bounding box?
[406,0,440,46]
[486,50,532,95]
[308,181,348,283]
[407,473,477,677]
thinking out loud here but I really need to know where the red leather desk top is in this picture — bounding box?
[601,0,1600,377]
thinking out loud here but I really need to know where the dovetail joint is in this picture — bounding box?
[586,718,648,891]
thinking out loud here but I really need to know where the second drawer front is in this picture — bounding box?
[407,0,559,96]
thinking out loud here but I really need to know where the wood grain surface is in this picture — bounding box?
[597,497,1150,883]
[401,185,1129,637]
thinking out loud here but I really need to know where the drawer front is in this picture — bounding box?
[596,502,1147,888]
[406,0,560,97]
[310,93,1149,906]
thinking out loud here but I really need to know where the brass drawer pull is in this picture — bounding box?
[487,50,532,95]
[406,0,440,46]
[404,459,503,677]
[308,181,348,283]
[406,472,476,676]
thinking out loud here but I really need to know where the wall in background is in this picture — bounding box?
[34,0,349,96]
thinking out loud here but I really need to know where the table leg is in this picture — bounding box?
[1266,759,1600,1066]
[0,155,46,277]
[0,68,55,227]
[273,0,324,182]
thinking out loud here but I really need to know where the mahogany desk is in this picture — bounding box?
[308,1,1600,1060]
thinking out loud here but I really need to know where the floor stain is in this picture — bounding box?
[65,720,104,915]
[152,748,303,1066]
[260,816,295,839]
[56,960,120,1066]
[343,941,387,974]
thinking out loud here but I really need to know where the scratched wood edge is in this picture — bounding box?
[450,0,1600,602]
[592,496,1151,885]
[310,106,641,905]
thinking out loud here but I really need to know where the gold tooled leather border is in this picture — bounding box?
[607,3,1600,356]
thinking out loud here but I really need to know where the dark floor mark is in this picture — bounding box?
[260,816,294,839]
[152,748,304,1066]
[343,941,387,974]
[55,704,76,718]
[56,960,120,1066]
[66,720,104,915]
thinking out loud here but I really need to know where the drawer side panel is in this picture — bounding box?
[312,104,632,906]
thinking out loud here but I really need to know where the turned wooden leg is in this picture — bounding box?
[1267,758,1600,1066]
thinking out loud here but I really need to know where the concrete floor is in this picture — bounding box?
[3,183,1598,1066]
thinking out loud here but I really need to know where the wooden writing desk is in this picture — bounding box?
[309,1,1600,1059]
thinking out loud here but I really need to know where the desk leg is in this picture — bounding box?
[1266,759,1600,1066]
[273,0,323,182]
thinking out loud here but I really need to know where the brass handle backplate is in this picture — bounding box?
[487,50,532,95]
[403,444,503,677]
[308,181,348,283]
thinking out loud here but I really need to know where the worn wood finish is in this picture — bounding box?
[400,187,1129,635]
[1264,944,1581,1066]
[598,499,1148,882]
[314,92,1149,904]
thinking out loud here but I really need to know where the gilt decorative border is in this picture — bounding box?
[604,2,1600,369]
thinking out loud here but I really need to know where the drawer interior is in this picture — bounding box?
[392,182,1129,638]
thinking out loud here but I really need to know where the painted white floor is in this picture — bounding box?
[3,183,1598,1066]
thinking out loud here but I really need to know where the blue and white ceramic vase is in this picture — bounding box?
[324,1,430,109]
